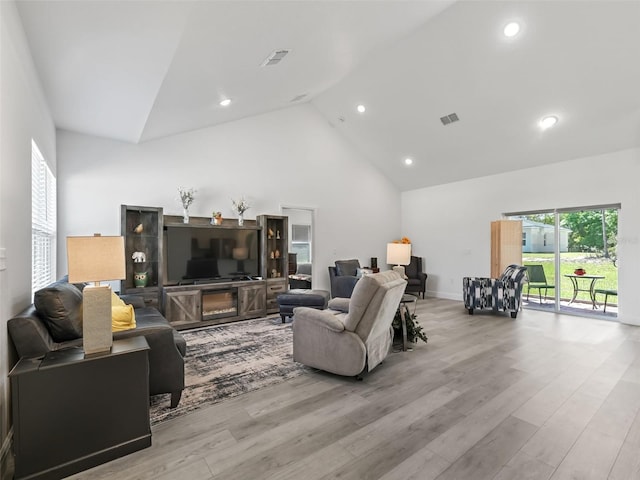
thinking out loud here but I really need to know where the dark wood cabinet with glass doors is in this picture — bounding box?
[258,214,288,313]
[120,205,163,306]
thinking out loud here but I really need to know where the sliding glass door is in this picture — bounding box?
[508,205,619,318]
[517,212,557,310]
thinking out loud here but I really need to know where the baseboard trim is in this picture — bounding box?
[1,428,13,478]
[426,289,460,301]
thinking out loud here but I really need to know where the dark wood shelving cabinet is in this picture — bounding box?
[258,214,289,313]
[120,205,164,306]
[119,208,286,324]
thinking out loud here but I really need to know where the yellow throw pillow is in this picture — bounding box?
[111,291,125,306]
[111,291,136,332]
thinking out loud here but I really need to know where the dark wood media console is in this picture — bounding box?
[163,279,266,330]
[121,206,288,330]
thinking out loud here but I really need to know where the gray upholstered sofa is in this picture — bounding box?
[293,270,406,377]
[8,278,186,407]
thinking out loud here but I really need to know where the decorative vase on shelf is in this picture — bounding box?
[237,213,244,226]
[182,207,189,224]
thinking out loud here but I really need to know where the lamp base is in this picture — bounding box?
[392,265,408,279]
[83,284,113,356]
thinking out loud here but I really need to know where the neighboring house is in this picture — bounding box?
[521,219,570,253]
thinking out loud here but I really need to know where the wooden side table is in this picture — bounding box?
[10,337,151,480]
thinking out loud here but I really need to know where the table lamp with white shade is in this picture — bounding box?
[67,234,125,356]
[386,243,411,278]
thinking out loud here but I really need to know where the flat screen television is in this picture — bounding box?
[164,225,260,284]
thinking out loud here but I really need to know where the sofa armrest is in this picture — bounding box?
[8,306,58,358]
[119,294,146,308]
[114,317,185,395]
[293,307,345,333]
[328,297,350,313]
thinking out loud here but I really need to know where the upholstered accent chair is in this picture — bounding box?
[293,270,407,378]
[328,259,361,298]
[404,255,428,298]
[463,264,528,318]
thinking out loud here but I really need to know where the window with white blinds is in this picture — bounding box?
[32,140,56,298]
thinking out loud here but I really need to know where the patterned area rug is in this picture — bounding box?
[149,316,312,425]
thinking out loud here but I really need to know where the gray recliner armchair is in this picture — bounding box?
[293,270,407,377]
[328,259,361,298]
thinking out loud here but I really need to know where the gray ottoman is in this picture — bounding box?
[277,289,330,323]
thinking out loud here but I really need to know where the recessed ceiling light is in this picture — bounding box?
[503,22,520,37]
[404,158,413,166]
[219,99,232,107]
[356,104,366,114]
[540,115,558,130]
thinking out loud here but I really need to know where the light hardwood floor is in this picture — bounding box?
[67,298,640,480]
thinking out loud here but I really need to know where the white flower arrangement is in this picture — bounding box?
[232,197,250,215]
[178,187,196,209]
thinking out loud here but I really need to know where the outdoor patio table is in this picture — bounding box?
[564,274,604,309]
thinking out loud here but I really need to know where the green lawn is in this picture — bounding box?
[523,253,618,304]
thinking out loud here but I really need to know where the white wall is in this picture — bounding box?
[57,104,402,293]
[402,147,640,326]
[0,0,56,462]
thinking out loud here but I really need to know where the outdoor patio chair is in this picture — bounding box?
[594,288,618,313]
[525,264,555,303]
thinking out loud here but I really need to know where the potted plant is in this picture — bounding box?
[231,197,250,226]
[392,310,428,344]
[178,187,196,223]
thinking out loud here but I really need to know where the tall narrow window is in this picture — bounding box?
[32,140,56,298]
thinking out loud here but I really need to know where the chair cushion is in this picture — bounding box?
[342,273,383,331]
[405,257,419,278]
[335,259,360,277]
[34,282,83,342]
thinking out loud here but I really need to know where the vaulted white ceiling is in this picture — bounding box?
[15,0,640,191]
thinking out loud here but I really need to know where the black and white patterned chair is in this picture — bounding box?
[463,265,528,318]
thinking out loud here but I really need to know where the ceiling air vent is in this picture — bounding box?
[261,49,291,67]
[440,113,460,125]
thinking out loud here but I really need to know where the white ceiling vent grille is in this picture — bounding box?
[440,113,460,125]
[261,49,291,67]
